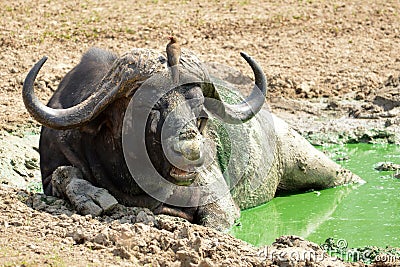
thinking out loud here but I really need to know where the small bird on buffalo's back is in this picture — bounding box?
[166,36,181,84]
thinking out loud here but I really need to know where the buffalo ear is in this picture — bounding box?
[201,82,229,123]
[201,82,222,100]
[106,98,130,139]
[79,120,104,135]
[79,98,130,139]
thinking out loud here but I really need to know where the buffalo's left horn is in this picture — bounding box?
[202,52,267,124]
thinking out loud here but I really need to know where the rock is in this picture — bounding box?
[31,194,48,210]
[336,156,349,161]
[296,82,310,95]
[68,228,88,244]
[355,92,365,100]
[92,232,111,246]
[385,119,393,127]
[373,93,400,112]
[9,67,19,74]
[25,158,39,170]
[326,100,339,110]
[135,210,156,226]
[375,162,400,171]
[112,246,132,260]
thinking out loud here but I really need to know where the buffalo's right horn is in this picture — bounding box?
[23,57,122,130]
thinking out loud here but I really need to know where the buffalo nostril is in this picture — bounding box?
[173,140,203,161]
[179,128,197,140]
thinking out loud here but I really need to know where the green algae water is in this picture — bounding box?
[231,143,400,248]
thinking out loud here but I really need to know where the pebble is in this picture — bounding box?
[385,119,393,127]
[336,156,349,161]
[61,236,74,245]
[69,229,88,244]
[136,210,156,225]
[355,92,365,100]
[375,162,400,171]
[112,246,132,260]
[92,232,110,246]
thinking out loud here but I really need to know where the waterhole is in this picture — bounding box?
[231,143,400,248]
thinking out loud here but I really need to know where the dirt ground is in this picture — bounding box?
[0,0,399,266]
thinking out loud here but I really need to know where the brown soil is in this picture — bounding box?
[1,0,399,131]
[0,0,399,266]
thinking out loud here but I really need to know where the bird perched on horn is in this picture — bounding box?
[166,36,181,84]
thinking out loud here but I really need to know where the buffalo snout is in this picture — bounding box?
[167,127,206,168]
[173,126,204,163]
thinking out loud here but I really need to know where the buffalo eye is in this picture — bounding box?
[149,110,160,134]
[197,110,208,134]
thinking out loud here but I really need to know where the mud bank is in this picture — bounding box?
[0,186,362,267]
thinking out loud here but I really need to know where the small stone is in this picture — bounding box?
[336,156,349,161]
[27,244,38,250]
[61,236,74,244]
[136,210,155,225]
[355,92,365,100]
[32,195,47,210]
[385,119,393,127]
[112,246,131,260]
[69,230,87,244]
[9,67,19,73]
[38,81,47,91]
[326,100,339,110]
[92,232,110,246]
[55,216,69,225]
[25,158,39,170]
[296,82,310,95]
[375,162,400,171]
[11,220,23,227]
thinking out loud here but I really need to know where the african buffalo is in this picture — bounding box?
[23,47,363,230]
